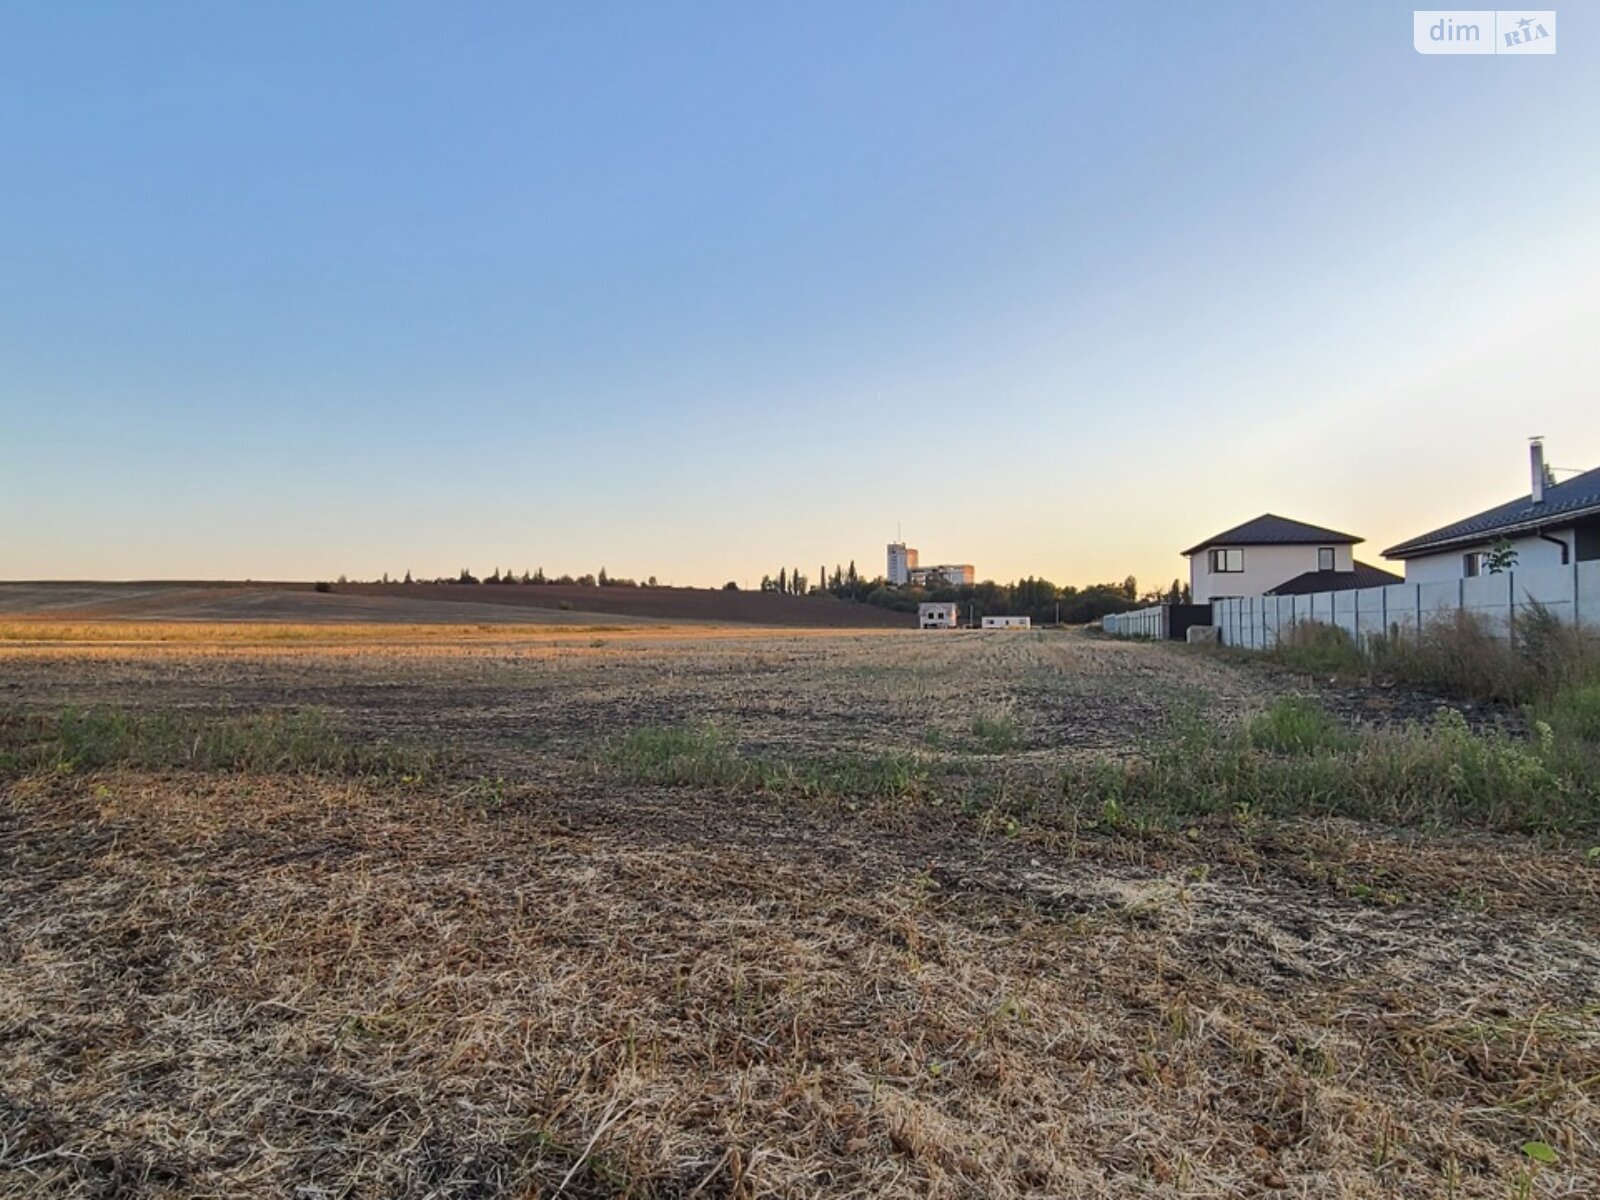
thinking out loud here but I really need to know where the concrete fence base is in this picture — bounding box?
[1200,561,1599,650]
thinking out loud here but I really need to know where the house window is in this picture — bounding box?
[1317,547,1335,571]
[1463,552,1482,578]
[1209,548,1244,573]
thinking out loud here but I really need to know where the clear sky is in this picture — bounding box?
[3,2,1596,589]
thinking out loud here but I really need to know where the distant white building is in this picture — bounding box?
[918,602,959,629]
[887,542,919,586]
[909,564,975,588]
[981,615,1030,629]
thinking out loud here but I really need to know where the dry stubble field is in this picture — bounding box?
[1,622,1597,1199]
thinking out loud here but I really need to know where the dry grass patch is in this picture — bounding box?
[3,771,1598,1198]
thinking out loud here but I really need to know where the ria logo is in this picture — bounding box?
[1414,10,1556,54]
[1501,13,1553,46]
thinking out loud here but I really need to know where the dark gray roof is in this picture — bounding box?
[1265,561,1404,596]
[1182,514,1361,557]
[1383,465,1600,559]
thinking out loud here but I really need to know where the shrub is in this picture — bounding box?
[313,581,333,594]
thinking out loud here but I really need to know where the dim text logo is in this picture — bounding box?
[1414,10,1556,53]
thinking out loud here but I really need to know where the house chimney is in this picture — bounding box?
[1530,437,1546,504]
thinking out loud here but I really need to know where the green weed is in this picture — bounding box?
[970,711,1022,753]
[605,724,927,801]
[1248,696,1355,755]
[0,706,433,780]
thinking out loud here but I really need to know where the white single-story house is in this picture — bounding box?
[980,615,1030,630]
[1383,440,1600,582]
[918,602,959,630]
[1183,514,1371,603]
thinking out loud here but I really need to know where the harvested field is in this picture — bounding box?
[2,624,1597,1199]
[0,582,913,629]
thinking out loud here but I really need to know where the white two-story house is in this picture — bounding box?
[1184,514,1376,604]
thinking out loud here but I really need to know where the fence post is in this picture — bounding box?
[1508,569,1516,643]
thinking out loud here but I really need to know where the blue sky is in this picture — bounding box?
[2,2,1596,588]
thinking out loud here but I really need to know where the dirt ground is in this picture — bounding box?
[0,623,1281,763]
[2,625,1596,1198]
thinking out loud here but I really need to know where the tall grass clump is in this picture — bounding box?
[1547,682,1600,743]
[1373,604,1600,705]
[970,710,1022,753]
[1248,696,1354,755]
[0,706,432,779]
[1375,610,1533,702]
[1059,699,1597,838]
[607,724,753,788]
[606,724,928,801]
[1263,622,1368,678]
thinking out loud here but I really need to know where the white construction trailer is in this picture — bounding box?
[981,616,1031,630]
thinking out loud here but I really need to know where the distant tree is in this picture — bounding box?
[314,580,333,594]
[760,574,773,592]
[403,569,413,585]
[337,574,348,585]
[647,575,658,588]
[598,566,610,587]
[576,573,596,587]
[777,568,787,594]
[458,567,479,585]
[533,567,547,584]
[1122,575,1138,600]
[723,580,739,591]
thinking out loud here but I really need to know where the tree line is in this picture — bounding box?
[325,562,1188,623]
[753,564,1192,624]
[339,568,666,588]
